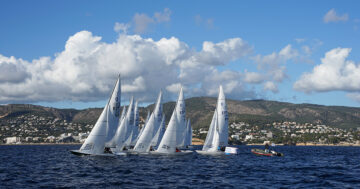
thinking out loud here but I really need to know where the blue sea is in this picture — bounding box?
[0,145,359,188]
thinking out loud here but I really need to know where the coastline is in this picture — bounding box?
[0,143,81,146]
[246,143,360,147]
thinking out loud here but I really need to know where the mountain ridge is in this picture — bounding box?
[1,97,360,130]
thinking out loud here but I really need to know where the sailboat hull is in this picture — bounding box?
[150,150,193,156]
[70,150,116,157]
[195,150,224,155]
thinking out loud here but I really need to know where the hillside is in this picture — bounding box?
[1,97,360,130]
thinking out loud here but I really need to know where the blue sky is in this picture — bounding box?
[0,0,359,109]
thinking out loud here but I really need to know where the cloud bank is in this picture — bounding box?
[0,31,255,103]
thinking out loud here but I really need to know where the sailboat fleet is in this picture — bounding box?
[70,76,238,156]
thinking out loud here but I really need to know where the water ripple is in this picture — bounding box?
[1,145,360,188]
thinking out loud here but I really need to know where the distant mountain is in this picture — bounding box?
[1,97,360,130]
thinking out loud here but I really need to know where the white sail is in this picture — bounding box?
[185,119,192,147]
[202,110,217,151]
[153,90,163,131]
[120,106,126,122]
[133,113,156,152]
[133,91,163,152]
[124,97,135,146]
[151,114,166,148]
[136,110,149,142]
[217,85,228,146]
[155,111,178,153]
[156,88,184,154]
[130,101,140,146]
[105,76,122,142]
[108,112,130,152]
[175,87,186,147]
[79,76,121,155]
[208,114,220,152]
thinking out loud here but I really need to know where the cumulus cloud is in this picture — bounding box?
[114,22,130,33]
[0,55,30,83]
[243,70,264,84]
[132,8,172,34]
[0,31,255,103]
[323,9,349,23]
[263,81,278,93]
[294,48,360,93]
[253,44,298,82]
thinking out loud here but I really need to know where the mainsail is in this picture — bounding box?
[217,86,228,146]
[124,97,135,146]
[184,119,192,147]
[175,87,186,147]
[79,76,121,155]
[130,101,140,146]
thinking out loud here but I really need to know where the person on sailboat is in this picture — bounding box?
[265,143,270,153]
[175,148,181,152]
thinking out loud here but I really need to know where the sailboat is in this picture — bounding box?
[196,86,237,155]
[152,87,193,155]
[70,75,121,156]
[132,91,163,153]
[107,97,135,155]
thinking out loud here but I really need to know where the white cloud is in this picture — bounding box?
[132,8,172,34]
[243,70,264,84]
[114,22,130,33]
[263,81,278,93]
[154,8,171,23]
[253,44,298,82]
[323,9,349,23]
[166,83,182,94]
[0,55,30,83]
[0,31,255,103]
[294,48,360,93]
[133,13,154,34]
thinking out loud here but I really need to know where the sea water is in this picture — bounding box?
[0,145,359,188]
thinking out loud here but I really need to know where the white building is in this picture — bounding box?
[5,137,21,144]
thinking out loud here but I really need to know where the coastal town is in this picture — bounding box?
[1,113,359,146]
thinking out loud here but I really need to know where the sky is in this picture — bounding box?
[0,0,360,109]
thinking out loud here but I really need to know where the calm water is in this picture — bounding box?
[0,145,359,188]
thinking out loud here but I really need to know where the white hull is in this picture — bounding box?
[195,150,224,155]
[150,150,193,156]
